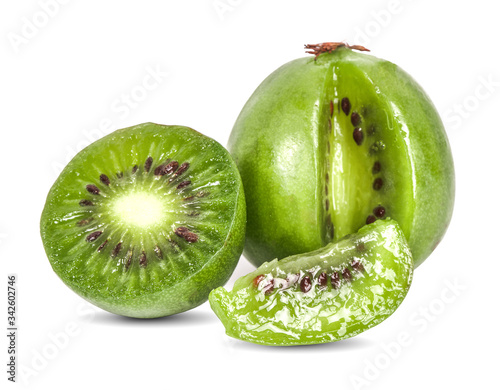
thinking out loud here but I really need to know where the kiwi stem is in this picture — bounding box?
[304,42,370,60]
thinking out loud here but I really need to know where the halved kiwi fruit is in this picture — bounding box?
[228,43,455,268]
[40,123,246,318]
[210,219,413,346]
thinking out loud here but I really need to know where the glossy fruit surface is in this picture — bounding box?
[228,46,454,268]
[209,219,413,346]
[41,123,246,318]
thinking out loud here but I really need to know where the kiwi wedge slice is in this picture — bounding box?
[40,123,246,318]
[209,219,413,346]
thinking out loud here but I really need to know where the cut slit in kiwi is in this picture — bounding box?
[209,219,413,346]
[40,123,246,318]
[322,63,412,243]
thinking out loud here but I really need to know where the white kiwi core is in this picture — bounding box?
[110,192,169,229]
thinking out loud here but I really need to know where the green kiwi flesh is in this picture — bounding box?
[40,123,246,318]
[228,47,455,268]
[209,219,413,346]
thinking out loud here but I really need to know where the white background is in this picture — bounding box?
[1,1,499,389]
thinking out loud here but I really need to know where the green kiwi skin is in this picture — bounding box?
[228,48,454,268]
[40,123,246,318]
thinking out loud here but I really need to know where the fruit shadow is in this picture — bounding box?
[92,309,217,327]
[227,336,374,352]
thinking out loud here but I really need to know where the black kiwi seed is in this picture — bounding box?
[373,206,386,218]
[341,97,351,116]
[125,250,133,269]
[154,164,166,176]
[353,128,364,145]
[372,161,381,174]
[132,165,138,174]
[100,174,110,186]
[161,161,179,176]
[351,259,365,272]
[331,271,340,289]
[253,274,265,288]
[264,280,275,295]
[325,199,329,211]
[86,185,100,195]
[111,242,122,257]
[177,181,191,190]
[366,215,376,224]
[373,178,383,190]
[318,272,328,287]
[76,218,93,226]
[97,240,108,252]
[342,268,352,282]
[175,227,198,243]
[154,245,163,259]
[300,275,312,293]
[86,231,102,242]
[351,112,361,126]
[144,157,153,173]
[139,251,147,267]
[329,100,334,116]
[171,162,190,180]
[79,199,93,207]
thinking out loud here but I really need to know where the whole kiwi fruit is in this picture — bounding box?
[228,42,455,268]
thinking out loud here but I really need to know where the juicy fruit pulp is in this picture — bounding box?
[40,123,246,318]
[228,47,455,268]
[209,219,413,346]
